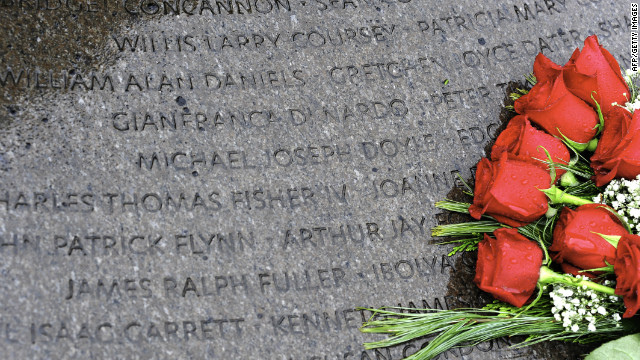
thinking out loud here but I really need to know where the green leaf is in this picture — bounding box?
[591,92,605,136]
[591,232,621,248]
[585,333,640,360]
[558,129,589,152]
[538,146,557,185]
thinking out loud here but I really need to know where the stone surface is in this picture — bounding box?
[0,0,632,358]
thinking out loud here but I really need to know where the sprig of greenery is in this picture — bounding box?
[518,215,558,247]
[433,200,558,247]
[434,200,471,214]
[563,180,601,198]
[443,237,482,255]
[361,289,633,360]
[509,88,529,101]
[432,221,503,237]
[360,302,629,360]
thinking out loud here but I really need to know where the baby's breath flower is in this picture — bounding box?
[600,177,640,234]
[548,278,622,333]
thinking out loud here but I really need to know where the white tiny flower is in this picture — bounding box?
[571,298,581,305]
[578,308,586,315]
[613,313,621,321]
[597,306,607,315]
[571,324,579,332]
[588,323,596,332]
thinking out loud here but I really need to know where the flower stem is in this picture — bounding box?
[538,266,616,295]
[541,186,593,206]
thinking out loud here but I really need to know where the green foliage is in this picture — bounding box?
[359,303,627,360]
[518,214,558,247]
[432,200,501,255]
[431,221,503,237]
[563,180,600,198]
[591,93,606,136]
[560,131,590,152]
[434,200,471,214]
[443,236,481,256]
[585,333,640,360]
[509,88,529,100]
[525,73,537,86]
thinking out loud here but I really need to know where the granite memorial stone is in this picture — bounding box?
[0,0,633,358]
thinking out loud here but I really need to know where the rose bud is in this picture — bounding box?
[614,234,640,318]
[550,204,628,275]
[563,35,629,115]
[474,228,543,307]
[514,53,599,144]
[469,152,551,227]
[491,115,570,177]
[591,107,640,186]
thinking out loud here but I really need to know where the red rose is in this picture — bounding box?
[550,204,628,274]
[469,152,550,227]
[474,228,543,307]
[614,234,640,318]
[591,108,640,186]
[491,115,570,177]
[514,53,599,144]
[563,35,629,115]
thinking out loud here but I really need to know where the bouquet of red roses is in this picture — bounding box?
[360,35,640,359]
